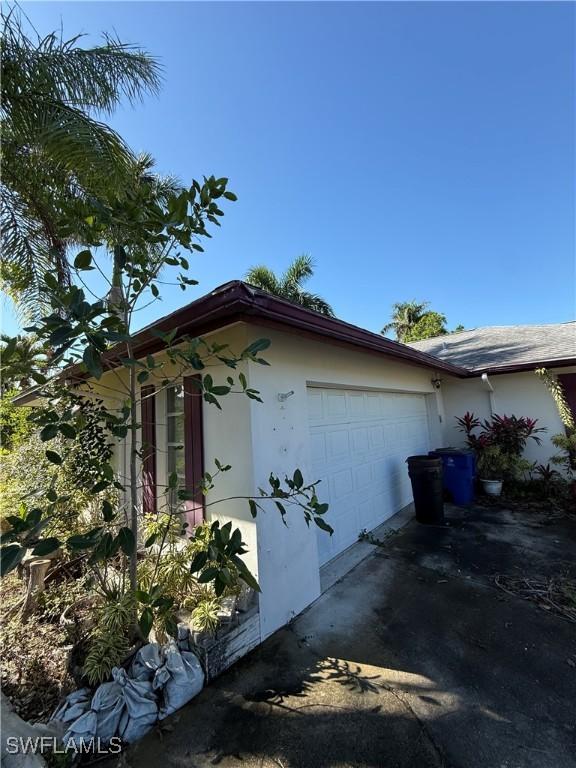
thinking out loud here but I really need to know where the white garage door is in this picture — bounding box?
[308,387,431,565]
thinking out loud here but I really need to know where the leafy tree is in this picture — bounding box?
[0,388,32,450]
[245,254,335,316]
[0,9,163,315]
[404,311,448,342]
[381,300,462,341]
[0,175,331,652]
[381,300,430,340]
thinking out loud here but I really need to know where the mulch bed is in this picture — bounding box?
[0,574,75,722]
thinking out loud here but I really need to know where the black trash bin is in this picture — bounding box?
[406,455,444,525]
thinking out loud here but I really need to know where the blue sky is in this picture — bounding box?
[4,1,575,335]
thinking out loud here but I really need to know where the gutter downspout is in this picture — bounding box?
[481,373,496,415]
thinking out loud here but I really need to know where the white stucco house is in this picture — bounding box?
[16,282,576,654]
[409,322,576,465]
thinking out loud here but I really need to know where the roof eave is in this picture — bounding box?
[470,357,576,376]
[12,281,469,406]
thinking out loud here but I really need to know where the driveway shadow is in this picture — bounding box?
[125,504,576,768]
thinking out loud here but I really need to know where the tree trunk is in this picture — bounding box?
[128,350,139,597]
[20,559,51,621]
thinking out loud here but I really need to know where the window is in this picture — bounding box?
[166,384,185,507]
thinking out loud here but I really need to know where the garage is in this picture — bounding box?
[308,386,432,565]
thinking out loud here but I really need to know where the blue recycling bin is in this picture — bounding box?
[429,448,475,505]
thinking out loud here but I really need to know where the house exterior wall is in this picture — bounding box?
[87,322,575,645]
[98,322,445,641]
[439,366,576,465]
[243,325,443,639]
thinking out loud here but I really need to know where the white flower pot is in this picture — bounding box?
[481,478,503,496]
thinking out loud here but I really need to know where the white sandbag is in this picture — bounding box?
[112,669,158,743]
[64,668,158,746]
[130,643,163,682]
[154,640,204,720]
[62,709,98,750]
[51,689,92,725]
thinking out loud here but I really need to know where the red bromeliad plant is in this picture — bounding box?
[456,412,546,457]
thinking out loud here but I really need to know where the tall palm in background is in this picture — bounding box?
[0,334,48,391]
[1,9,164,317]
[245,255,335,317]
[381,301,429,341]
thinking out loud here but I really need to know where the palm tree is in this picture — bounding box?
[245,255,335,316]
[1,9,162,316]
[0,334,48,391]
[381,301,429,341]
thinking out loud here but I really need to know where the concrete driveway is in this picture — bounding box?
[126,504,576,768]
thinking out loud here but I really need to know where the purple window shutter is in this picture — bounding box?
[141,385,157,514]
[183,375,205,528]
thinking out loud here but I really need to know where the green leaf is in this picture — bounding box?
[88,532,118,563]
[203,393,222,410]
[163,613,178,639]
[25,508,42,527]
[101,499,115,522]
[45,450,62,465]
[40,424,59,442]
[67,527,103,550]
[248,499,258,518]
[83,346,103,380]
[117,527,136,556]
[144,533,158,548]
[31,537,61,556]
[243,338,271,356]
[59,423,77,439]
[314,517,334,535]
[293,469,304,489]
[74,250,92,270]
[91,480,110,494]
[232,558,261,593]
[198,566,219,584]
[190,551,208,573]
[168,472,179,490]
[0,544,24,576]
[139,607,154,639]
[135,590,150,604]
[211,386,231,396]
[137,370,150,384]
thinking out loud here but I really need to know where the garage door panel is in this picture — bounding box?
[307,390,324,421]
[351,427,369,454]
[326,391,347,418]
[308,386,431,565]
[354,462,372,491]
[325,429,350,461]
[330,467,354,500]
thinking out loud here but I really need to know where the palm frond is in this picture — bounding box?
[282,253,314,292]
[297,292,335,317]
[245,266,282,295]
[1,12,161,115]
